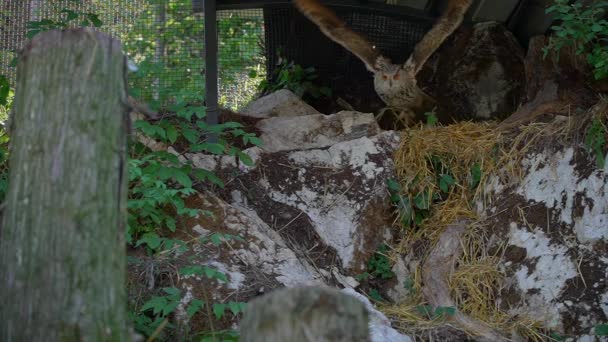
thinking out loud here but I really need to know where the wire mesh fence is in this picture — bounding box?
[0,0,266,111]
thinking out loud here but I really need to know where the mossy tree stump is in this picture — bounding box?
[0,29,130,341]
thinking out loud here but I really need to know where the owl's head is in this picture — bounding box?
[373,60,408,87]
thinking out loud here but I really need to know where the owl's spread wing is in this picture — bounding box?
[403,0,473,75]
[294,0,383,72]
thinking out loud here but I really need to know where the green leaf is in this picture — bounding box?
[597,324,608,336]
[162,300,180,316]
[425,112,438,126]
[136,232,162,250]
[60,9,78,21]
[180,265,203,276]
[470,164,482,189]
[228,301,245,316]
[165,217,176,232]
[86,13,103,27]
[162,287,180,297]
[166,125,178,144]
[237,151,253,166]
[413,192,430,210]
[190,143,225,154]
[182,128,199,143]
[210,233,223,246]
[213,303,227,319]
[386,179,401,192]
[140,296,167,315]
[193,169,224,188]
[173,169,193,188]
[439,174,455,193]
[435,306,456,318]
[416,305,434,317]
[186,299,205,318]
[368,289,384,302]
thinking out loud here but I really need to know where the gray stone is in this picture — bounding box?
[256,110,381,153]
[241,89,321,119]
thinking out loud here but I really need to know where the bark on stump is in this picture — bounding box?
[239,286,370,342]
[0,29,130,341]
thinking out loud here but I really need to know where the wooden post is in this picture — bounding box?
[0,28,129,341]
[239,286,370,342]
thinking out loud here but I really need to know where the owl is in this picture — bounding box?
[294,0,473,123]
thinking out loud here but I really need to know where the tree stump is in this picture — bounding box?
[239,286,370,342]
[0,29,130,341]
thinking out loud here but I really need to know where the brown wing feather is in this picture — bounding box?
[294,0,382,72]
[403,0,473,75]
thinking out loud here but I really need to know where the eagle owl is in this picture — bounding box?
[294,0,473,123]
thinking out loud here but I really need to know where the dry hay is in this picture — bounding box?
[384,117,578,340]
[393,121,499,242]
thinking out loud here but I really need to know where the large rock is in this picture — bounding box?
[241,89,321,119]
[479,116,608,337]
[424,22,525,122]
[256,110,380,153]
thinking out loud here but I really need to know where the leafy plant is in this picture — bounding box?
[585,116,606,168]
[26,9,102,38]
[367,244,394,279]
[425,111,438,127]
[258,53,332,101]
[544,0,608,79]
[416,305,457,320]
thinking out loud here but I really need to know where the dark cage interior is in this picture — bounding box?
[263,4,434,113]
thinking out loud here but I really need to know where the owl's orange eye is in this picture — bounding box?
[393,74,400,80]
[382,75,388,80]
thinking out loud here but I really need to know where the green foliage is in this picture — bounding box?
[415,305,456,320]
[26,10,102,38]
[425,112,438,127]
[368,288,385,302]
[469,163,482,189]
[258,54,332,101]
[386,177,438,229]
[0,75,11,108]
[585,116,606,168]
[123,1,265,110]
[198,330,240,342]
[544,0,608,79]
[366,244,395,280]
[596,324,608,336]
[387,153,482,232]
